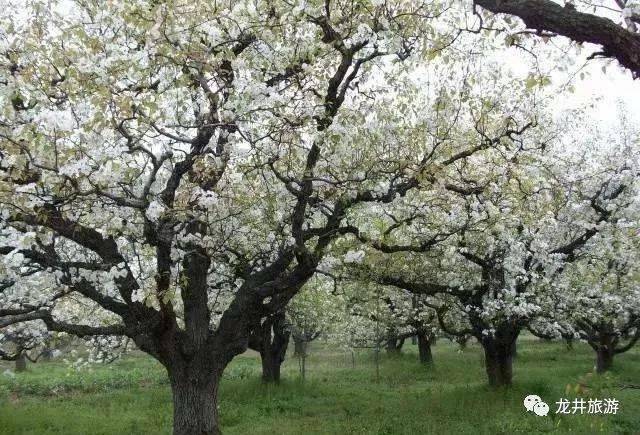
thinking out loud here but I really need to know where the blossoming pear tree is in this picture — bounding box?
[343,107,639,386]
[533,219,640,373]
[0,321,51,371]
[0,1,494,432]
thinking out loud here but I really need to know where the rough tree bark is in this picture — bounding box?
[167,356,224,435]
[474,0,640,77]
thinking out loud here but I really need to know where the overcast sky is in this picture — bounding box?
[495,37,640,129]
[557,59,640,126]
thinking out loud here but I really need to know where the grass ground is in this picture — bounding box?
[0,337,638,434]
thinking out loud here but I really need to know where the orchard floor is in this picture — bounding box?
[0,337,639,434]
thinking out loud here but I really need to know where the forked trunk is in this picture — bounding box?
[417,332,433,365]
[169,364,222,435]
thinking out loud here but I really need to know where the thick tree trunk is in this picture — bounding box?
[481,336,516,387]
[15,351,27,372]
[417,332,433,365]
[169,364,222,435]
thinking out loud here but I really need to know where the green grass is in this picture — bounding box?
[0,337,638,434]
